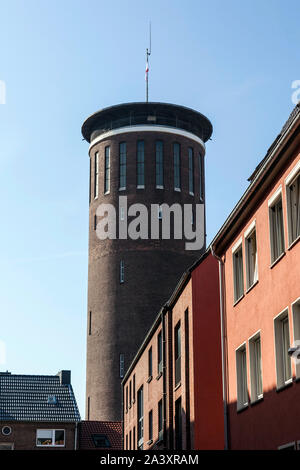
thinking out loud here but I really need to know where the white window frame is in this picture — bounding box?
[232,239,244,304]
[104,146,110,195]
[244,222,258,290]
[236,342,248,411]
[292,297,300,380]
[268,187,285,265]
[94,152,99,199]
[36,429,65,447]
[274,308,292,389]
[285,160,300,247]
[248,331,263,403]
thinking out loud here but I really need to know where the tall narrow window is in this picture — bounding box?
[137,140,145,187]
[126,385,128,412]
[120,354,125,378]
[245,228,258,289]
[249,333,263,402]
[199,152,204,201]
[148,347,153,378]
[188,148,194,195]
[133,427,136,450]
[148,410,153,442]
[87,396,90,420]
[94,152,99,198]
[158,399,163,441]
[175,397,182,450]
[156,141,164,188]
[89,311,92,336]
[286,172,300,245]
[269,196,285,263]
[157,331,162,374]
[274,311,292,388]
[173,143,181,190]
[94,214,97,231]
[120,260,124,284]
[174,322,181,386]
[137,386,144,450]
[129,430,132,450]
[129,380,132,407]
[292,299,300,379]
[133,374,136,402]
[119,142,126,190]
[236,345,248,410]
[104,146,110,194]
[233,244,244,302]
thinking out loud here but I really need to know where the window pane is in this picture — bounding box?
[37,429,53,446]
[174,143,180,190]
[188,148,194,194]
[282,317,291,382]
[137,140,145,186]
[54,430,65,446]
[199,153,204,200]
[104,146,110,193]
[94,152,99,198]
[156,141,164,187]
[119,143,126,189]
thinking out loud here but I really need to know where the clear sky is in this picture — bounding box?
[0,0,299,416]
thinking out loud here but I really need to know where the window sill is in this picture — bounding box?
[146,439,153,446]
[174,382,181,391]
[246,279,259,294]
[250,395,264,407]
[156,372,162,381]
[237,403,249,414]
[189,192,194,196]
[174,188,181,192]
[137,185,145,189]
[156,185,164,190]
[119,187,126,192]
[146,375,153,384]
[233,294,245,307]
[270,251,286,269]
[94,196,98,201]
[104,191,110,195]
[288,234,300,251]
[276,379,293,393]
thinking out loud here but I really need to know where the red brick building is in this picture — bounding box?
[211,103,300,449]
[0,370,80,450]
[122,250,224,450]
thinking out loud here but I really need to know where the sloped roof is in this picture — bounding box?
[0,372,80,422]
[78,421,122,450]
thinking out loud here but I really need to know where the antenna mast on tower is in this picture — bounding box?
[145,22,151,102]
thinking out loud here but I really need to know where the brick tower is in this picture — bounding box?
[82,102,212,420]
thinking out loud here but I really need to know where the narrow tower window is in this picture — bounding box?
[120,353,125,378]
[119,142,126,190]
[156,141,164,188]
[174,143,181,190]
[137,140,145,187]
[89,311,92,336]
[174,322,181,386]
[188,148,194,195]
[137,386,144,449]
[89,157,92,204]
[157,331,162,374]
[104,146,110,194]
[120,260,125,283]
[199,152,204,201]
[94,152,99,198]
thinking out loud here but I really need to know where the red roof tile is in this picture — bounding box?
[78,421,122,450]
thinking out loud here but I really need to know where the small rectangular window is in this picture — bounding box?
[188,148,194,195]
[173,143,181,190]
[137,140,145,187]
[137,386,144,449]
[249,333,263,402]
[120,260,125,284]
[89,311,92,336]
[174,322,181,386]
[148,347,153,378]
[148,410,153,441]
[286,172,300,245]
[119,142,126,190]
[274,311,292,388]
[104,146,110,193]
[158,399,163,441]
[36,429,65,447]
[156,141,164,188]
[236,345,248,410]
[233,245,244,302]
[245,229,258,289]
[94,152,99,198]
[94,214,97,231]
[157,331,162,374]
[120,353,125,378]
[269,196,285,263]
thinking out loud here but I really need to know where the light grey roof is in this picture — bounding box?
[0,372,80,422]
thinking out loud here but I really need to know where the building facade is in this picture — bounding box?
[0,370,80,450]
[122,251,224,450]
[212,103,300,449]
[82,102,212,421]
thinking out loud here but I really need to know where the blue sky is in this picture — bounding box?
[0,0,299,416]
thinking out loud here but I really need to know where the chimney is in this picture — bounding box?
[56,370,71,385]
